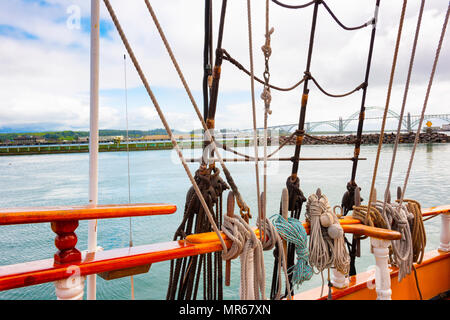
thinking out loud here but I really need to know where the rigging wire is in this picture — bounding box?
[342,0,379,277]
[271,0,315,9]
[103,0,229,254]
[398,2,450,206]
[365,0,407,226]
[123,53,135,300]
[142,0,250,219]
[246,0,262,233]
[321,1,374,31]
[380,0,425,222]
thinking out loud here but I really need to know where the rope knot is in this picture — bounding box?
[261,27,274,58]
[303,71,312,79]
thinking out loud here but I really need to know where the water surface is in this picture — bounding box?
[0,143,448,299]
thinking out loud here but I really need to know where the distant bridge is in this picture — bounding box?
[241,107,450,134]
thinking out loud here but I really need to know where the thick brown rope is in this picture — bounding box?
[103,0,228,253]
[142,0,250,219]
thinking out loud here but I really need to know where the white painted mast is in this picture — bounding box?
[87,0,100,300]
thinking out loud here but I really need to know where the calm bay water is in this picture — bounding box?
[0,143,448,300]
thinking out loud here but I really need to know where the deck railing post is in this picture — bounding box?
[438,213,450,252]
[331,269,349,289]
[370,237,392,300]
[54,266,85,300]
[51,220,85,300]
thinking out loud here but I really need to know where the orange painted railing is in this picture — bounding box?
[0,203,177,225]
[0,203,177,267]
[0,204,448,292]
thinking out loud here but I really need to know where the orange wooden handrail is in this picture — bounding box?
[422,205,450,217]
[0,203,177,225]
[1,205,447,291]
[0,220,399,291]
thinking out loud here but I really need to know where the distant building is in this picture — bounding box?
[142,134,191,141]
[99,136,124,142]
[13,135,45,145]
[442,124,450,131]
[77,136,89,143]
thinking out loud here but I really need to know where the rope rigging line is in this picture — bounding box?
[142,0,251,221]
[271,0,315,9]
[365,0,407,226]
[223,49,366,97]
[271,0,375,31]
[102,0,229,256]
[123,53,135,300]
[321,1,375,31]
[380,0,424,225]
[341,0,380,277]
[222,49,306,92]
[202,0,213,123]
[246,0,262,239]
[290,0,319,178]
[398,2,450,207]
[260,0,274,245]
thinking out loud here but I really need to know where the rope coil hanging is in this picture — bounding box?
[271,214,313,287]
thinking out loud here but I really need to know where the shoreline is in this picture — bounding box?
[0,132,447,156]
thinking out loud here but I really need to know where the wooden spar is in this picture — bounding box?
[0,203,177,225]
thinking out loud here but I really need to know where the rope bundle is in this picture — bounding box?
[352,204,387,228]
[222,214,292,300]
[373,200,413,282]
[403,199,426,264]
[271,215,313,287]
[222,214,265,300]
[306,192,350,276]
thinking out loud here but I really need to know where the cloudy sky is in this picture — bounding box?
[0,0,448,133]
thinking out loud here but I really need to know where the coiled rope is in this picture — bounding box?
[372,199,413,282]
[305,191,350,296]
[271,214,313,287]
[222,214,265,299]
[221,213,292,300]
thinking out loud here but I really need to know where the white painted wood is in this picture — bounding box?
[370,237,392,300]
[87,0,100,301]
[438,213,450,252]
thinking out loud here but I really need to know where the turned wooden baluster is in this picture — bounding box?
[51,220,82,265]
[51,220,85,300]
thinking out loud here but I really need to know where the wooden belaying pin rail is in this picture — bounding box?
[0,203,177,225]
[0,203,177,266]
[1,205,448,291]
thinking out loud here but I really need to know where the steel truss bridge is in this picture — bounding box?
[240,107,450,134]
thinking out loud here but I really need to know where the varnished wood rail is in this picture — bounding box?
[0,203,177,266]
[0,205,447,292]
[0,203,177,225]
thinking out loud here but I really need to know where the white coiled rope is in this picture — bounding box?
[306,190,350,296]
[221,213,292,300]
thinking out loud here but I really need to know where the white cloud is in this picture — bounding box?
[0,0,449,133]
